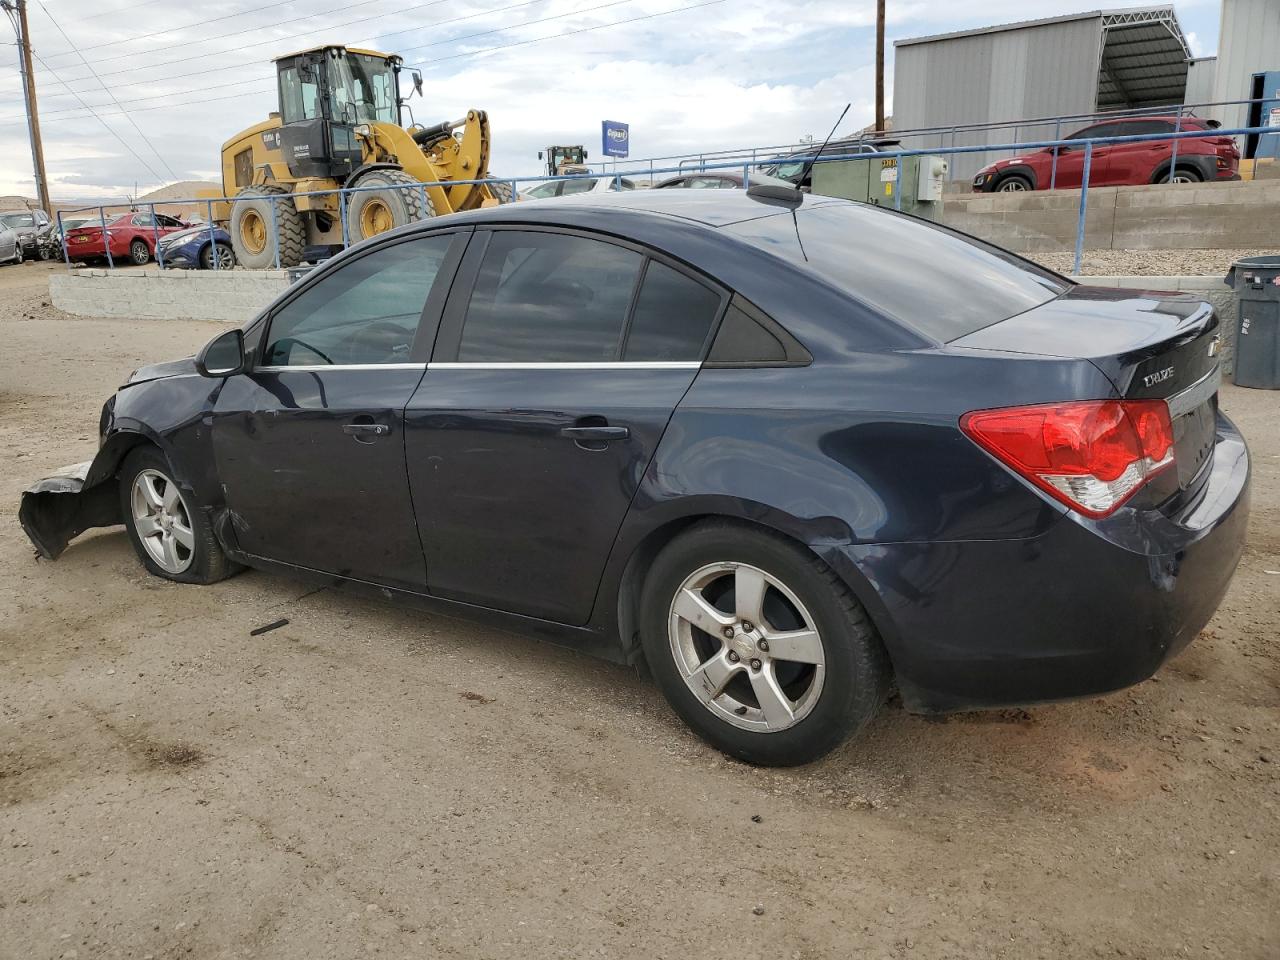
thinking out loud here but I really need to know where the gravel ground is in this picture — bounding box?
[1,260,1278,959]
[1032,248,1280,276]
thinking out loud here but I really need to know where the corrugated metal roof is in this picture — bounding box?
[1096,10,1190,107]
[894,6,1175,48]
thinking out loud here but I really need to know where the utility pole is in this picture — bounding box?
[4,0,51,212]
[874,0,886,134]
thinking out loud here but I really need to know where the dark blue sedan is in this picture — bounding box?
[18,189,1249,765]
[156,224,236,270]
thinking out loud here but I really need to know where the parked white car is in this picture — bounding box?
[520,175,637,201]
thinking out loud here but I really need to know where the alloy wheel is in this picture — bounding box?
[668,562,826,733]
[130,468,195,574]
[997,179,1028,192]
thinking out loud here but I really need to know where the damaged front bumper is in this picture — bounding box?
[19,458,122,560]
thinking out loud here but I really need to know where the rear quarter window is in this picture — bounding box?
[725,203,1069,341]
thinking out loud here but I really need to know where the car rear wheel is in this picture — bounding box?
[996,174,1033,192]
[640,521,891,766]
[200,241,235,270]
[1158,167,1203,184]
[129,239,150,265]
[119,446,239,584]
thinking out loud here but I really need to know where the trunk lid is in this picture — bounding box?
[953,285,1223,491]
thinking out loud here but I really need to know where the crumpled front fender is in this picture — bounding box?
[19,457,123,560]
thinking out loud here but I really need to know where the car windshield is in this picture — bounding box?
[726,202,1070,341]
[0,213,35,228]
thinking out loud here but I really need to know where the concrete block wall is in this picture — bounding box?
[49,268,291,323]
[942,179,1280,253]
[1082,275,1239,374]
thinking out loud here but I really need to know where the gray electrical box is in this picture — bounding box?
[810,155,948,219]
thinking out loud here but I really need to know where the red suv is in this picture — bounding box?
[973,116,1240,192]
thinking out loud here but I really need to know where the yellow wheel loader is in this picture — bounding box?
[215,45,511,268]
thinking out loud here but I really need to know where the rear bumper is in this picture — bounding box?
[830,412,1250,713]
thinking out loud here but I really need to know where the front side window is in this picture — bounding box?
[263,235,453,366]
[457,232,642,362]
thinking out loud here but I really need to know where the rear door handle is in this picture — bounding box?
[560,425,629,441]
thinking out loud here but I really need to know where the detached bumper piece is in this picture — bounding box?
[19,461,121,560]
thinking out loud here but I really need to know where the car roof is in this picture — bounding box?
[444,188,850,229]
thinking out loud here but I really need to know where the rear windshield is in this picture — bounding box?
[725,202,1069,341]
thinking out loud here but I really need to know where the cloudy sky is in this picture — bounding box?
[0,0,1222,201]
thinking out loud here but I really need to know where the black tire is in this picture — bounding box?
[486,178,515,204]
[1157,166,1203,184]
[639,521,891,766]
[347,169,433,242]
[13,244,22,265]
[995,173,1033,192]
[230,184,305,269]
[129,239,150,265]
[200,241,235,270]
[118,446,240,585]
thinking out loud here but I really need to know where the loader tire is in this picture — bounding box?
[348,170,433,242]
[486,178,515,204]
[230,185,305,269]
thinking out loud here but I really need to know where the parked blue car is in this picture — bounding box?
[157,224,236,270]
[17,189,1249,766]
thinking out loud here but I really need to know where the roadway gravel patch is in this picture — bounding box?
[1033,247,1280,277]
[1,263,1277,959]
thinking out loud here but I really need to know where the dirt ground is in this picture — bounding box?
[1,260,1277,960]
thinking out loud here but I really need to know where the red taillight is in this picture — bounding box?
[961,400,1175,517]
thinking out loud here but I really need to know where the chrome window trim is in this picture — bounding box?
[253,363,427,372]
[1166,365,1221,420]
[427,361,702,370]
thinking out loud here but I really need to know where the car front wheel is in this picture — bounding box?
[996,174,1033,192]
[118,446,238,584]
[640,521,890,766]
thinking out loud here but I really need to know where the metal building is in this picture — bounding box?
[1209,0,1280,142]
[892,7,1192,180]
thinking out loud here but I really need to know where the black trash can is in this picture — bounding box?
[1224,255,1280,389]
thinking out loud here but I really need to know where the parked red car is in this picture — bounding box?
[65,212,191,265]
[973,116,1240,192]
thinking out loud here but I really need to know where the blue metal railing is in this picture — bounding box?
[55,122,1278,278]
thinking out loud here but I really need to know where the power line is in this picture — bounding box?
[30,47,167,186]
[37,1,181,181]
[1,0,540,118]
[0,0,725,129]
[41,0,399,59]
[13,0,584,114]
[54,0,457,76]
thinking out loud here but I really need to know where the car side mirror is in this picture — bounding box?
[195,329,245,378]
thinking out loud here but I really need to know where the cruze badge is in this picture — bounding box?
[1144,367,1175,387]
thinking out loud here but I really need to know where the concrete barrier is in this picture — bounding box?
[942,179,1280,253]
[1083,275,1237,374]
[49,268,291,323]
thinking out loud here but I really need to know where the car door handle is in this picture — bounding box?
[343,422,391,439]
[560,425,629,441]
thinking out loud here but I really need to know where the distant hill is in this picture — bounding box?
[0,181,221,218]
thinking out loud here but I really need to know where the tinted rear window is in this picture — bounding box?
[726,203,1068,341]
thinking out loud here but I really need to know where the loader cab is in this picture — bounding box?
[540,145,588,177]
[274,46,403,181]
